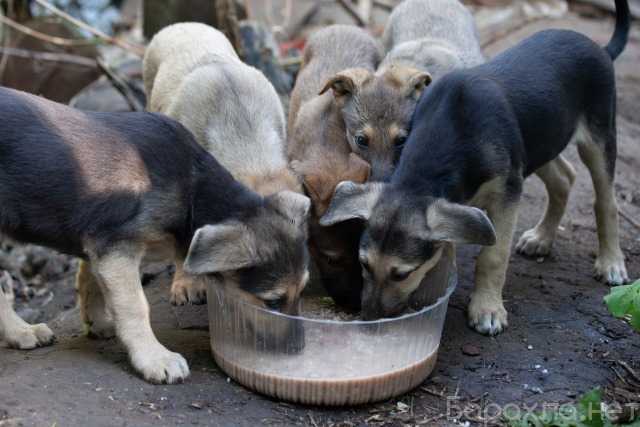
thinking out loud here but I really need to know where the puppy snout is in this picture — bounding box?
[258,318,306,354]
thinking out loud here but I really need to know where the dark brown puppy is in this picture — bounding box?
[288,25,378,309]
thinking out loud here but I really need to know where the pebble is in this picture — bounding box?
[461,344,481,357]
[527,345,534,350]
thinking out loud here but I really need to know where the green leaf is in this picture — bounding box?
[579,388,604,427]
[604,280,640,332]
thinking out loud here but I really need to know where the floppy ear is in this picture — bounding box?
[320,181,385,226]
[426,199,496,246]
[383,65,432,100]
[184,222,258,275]
[319,68,372,106]
[267,190,311,224]
[404,71,432,100]
[345,153,371,184]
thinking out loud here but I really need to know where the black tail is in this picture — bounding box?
[605,0,630,60]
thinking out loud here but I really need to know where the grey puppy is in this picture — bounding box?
[381,0,484,80]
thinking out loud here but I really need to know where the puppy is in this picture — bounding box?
[319,58,432,181]
[381,0,484,80]
[321,0,630,335]
[291,151,371,310]
[143,23,303,305]
[0,87,310,382]
[287,25,377,309]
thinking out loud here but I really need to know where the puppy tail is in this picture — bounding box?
[605,0,630,60]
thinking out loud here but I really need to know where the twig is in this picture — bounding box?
[336,0,367,26]
[481,17,542,48]
[420,386,446,398]
[0,46,97,67]
[373,0,395,11]
[96,57,144,112]
[358,0,374,25]
[32,0,144,56]
[216,0,243,56]
[307,413,319,427]
[618,360,640,384]
[0,14,99,47]
[283,2,320,40]
[619,207,640,230]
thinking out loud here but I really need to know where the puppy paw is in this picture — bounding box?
[131,346,190,384]
[170,277,207,306]
[468,293,508,336]
[595,253,628,286]
[5,323,55,350]
[515,228,553,257]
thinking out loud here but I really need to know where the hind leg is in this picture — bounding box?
[77,260,115,339]
[577,127,628,285]
[0,272,54,349]
[516,155,576,256]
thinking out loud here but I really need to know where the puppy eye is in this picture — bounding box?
[354,135,369,148]
[390,270,412,282]
[395,135,407,148]
[264,298,285,311]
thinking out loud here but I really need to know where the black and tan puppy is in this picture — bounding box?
[0,87,310,383]
[322,0,630,335]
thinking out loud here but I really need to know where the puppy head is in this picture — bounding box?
[185,191,311,351]
[321,183,495,319]
[319,66,431,180]
[291,153,371,310]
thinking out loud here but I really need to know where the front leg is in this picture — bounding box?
[0,272,54,349]
[90,243,189,384]
[468,200,520,336]
[169,259,207,306]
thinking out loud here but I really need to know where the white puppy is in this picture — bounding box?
[381,0,484,80]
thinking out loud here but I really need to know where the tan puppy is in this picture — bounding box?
[141,22,304,306]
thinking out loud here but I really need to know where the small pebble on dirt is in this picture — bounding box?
[461,344,481,357]
[527,345,533,350]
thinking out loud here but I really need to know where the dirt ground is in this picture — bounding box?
[1,12,639,427]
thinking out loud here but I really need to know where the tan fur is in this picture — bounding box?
[14,90,151,195]
[516,156,576,256]
[88,242,190,384]
[77,260,114,339]
[236,168,302,197]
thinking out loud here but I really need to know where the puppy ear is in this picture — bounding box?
[426,199,496,246]
[184,223,257,275]
[405,71,432,100]
[267,190,311,224]
[382,65,432,100]
[345,153,371,184]
[319,68,372,105]
[320,181,385,226]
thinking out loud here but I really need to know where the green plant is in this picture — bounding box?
[504,389,639,427]
[604,279,640,332]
